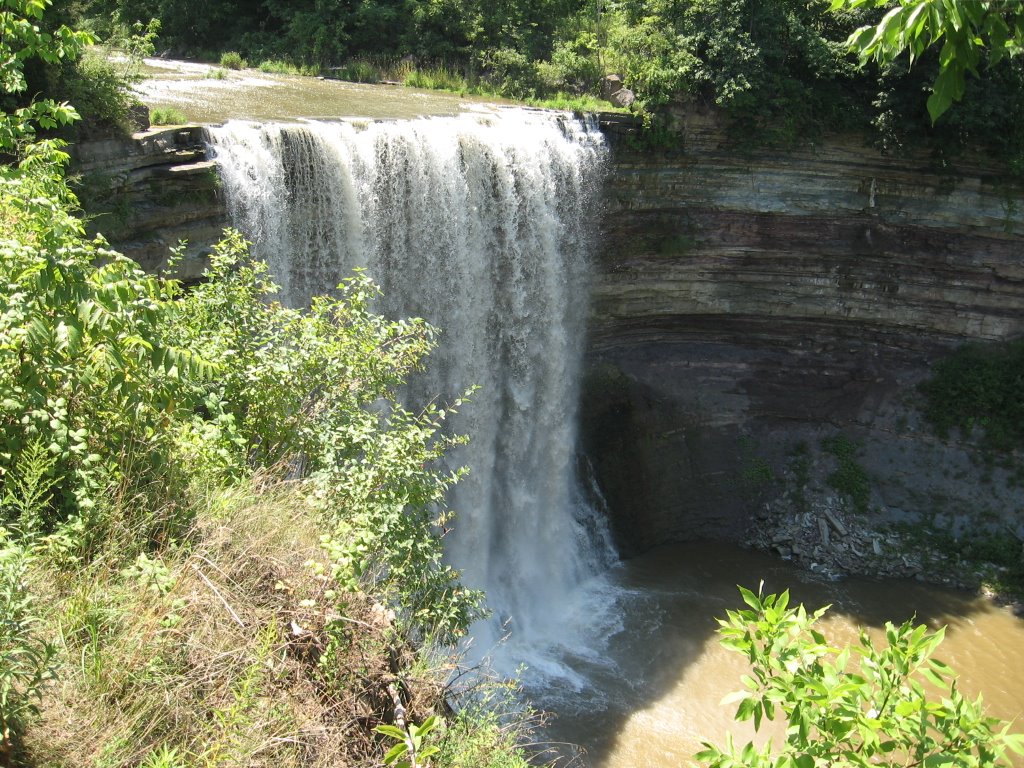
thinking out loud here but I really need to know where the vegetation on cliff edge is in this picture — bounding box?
[0,3,531,764]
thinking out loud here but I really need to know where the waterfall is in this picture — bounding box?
[206,109,611,660]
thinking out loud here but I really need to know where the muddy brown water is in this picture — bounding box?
[528,542,1024,767]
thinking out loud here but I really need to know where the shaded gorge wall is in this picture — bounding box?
[585,108,1024,563]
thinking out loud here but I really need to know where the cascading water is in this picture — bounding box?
[206,109,614,663]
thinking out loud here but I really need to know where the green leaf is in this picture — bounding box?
[927,66,959,123]
[376,724,408,741]
[736,697,757,722]
[383,741,408,764]
[739,585,762,612]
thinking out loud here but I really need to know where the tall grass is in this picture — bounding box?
[403,65,469,93]
[219,51,246,70]
[329,60,383,83]
[150,106,188,125]
[17,475,535,767]
[257,59,319,76]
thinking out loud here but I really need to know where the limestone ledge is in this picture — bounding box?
[595,109,1024,348]
[70,126,226,281]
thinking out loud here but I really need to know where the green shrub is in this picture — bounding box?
[0,142,212,526]
[822,434,871,515]
[105,18,161,82]
[920,339,1024,452]
[219,51,247,70]
[436,687,534,768]
[167,233,484,641]
[537,34,602,94]
[149,107,187,125]
[43,20,158,134]
[53,51,138,132]
[699,587,1024,768]
[478,47,540,100]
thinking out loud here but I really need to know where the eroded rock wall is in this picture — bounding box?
[586,108,1024,558]
[70,126,226,280]
[71,119,1024,563]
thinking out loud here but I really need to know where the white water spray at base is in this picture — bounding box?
[207,109,613,664]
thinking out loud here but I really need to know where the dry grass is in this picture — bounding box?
[17,476,451,768]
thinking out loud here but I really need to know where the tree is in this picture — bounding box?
[0,0,89,150]
[697,586,1024,768]
[832,0,1024,122]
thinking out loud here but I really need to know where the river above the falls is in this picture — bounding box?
[135,57,515,123]
[523,542,1024,767]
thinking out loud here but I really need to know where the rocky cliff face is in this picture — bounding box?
[584,108,1024,563]
[72,116,1024,570]
[70,125,225,281]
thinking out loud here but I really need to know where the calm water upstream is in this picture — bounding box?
[527,542,1024,767]
[135,58,515,123]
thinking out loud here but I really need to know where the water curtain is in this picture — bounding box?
[207,109,612,656]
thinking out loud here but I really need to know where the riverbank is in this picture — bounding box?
[133,56,625,125]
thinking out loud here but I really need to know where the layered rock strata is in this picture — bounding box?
[70,125,225,281]
[71,115,1024,569]
[585,108,1024,560]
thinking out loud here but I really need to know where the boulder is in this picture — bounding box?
[609,88,635,108]
[600,74,624,100]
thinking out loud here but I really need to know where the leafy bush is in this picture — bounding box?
[219,51,247,70]
[604,16,701,111]
[537,34,601,94]
[822,434,871,514]
[699,587,1024,767]
[41,19,157,135]
[478,47,540,100]
[920,339,1024,452]
[52,52,137,131]
[0,152,211,526]
[168,233,483,641]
